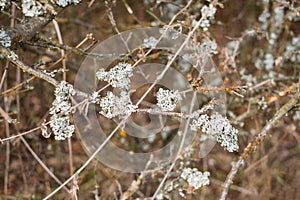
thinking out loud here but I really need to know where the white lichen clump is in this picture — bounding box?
[284,35,300,63]
[199,4,217,31]
[156,88,182,112]
[89,91,100,103]
[143,36,158,48]
[263,53,274,70]
[201,39,218,55]
[96,62,133,90]
[99,91,137,119]
[0,0,9,10]
[51,0,81,7]
[258,9,270,31]
[49,81,76,140]
[181,168,210,189]
[0,28,11,47]
[191,112,239,152]
[293,111,300,121]
[21,0,45,17]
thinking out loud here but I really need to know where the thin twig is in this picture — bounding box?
[29,38,121,60]
[3,73,10,196]
[104,0,131,53]
[52,19,66,81]
[121,0,144,26]
[20,136,71,193]
[0,106,14,124]
[0,76,35,97]
[0,68,8,91]
[0,123,48,143]
[120,155,154,200]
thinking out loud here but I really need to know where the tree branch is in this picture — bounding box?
[4,13,56,48]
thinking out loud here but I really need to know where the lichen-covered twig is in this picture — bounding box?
[0,48,59,86]
[0,48,89,98]
[220,86,300,200]
[4,13,56,48]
